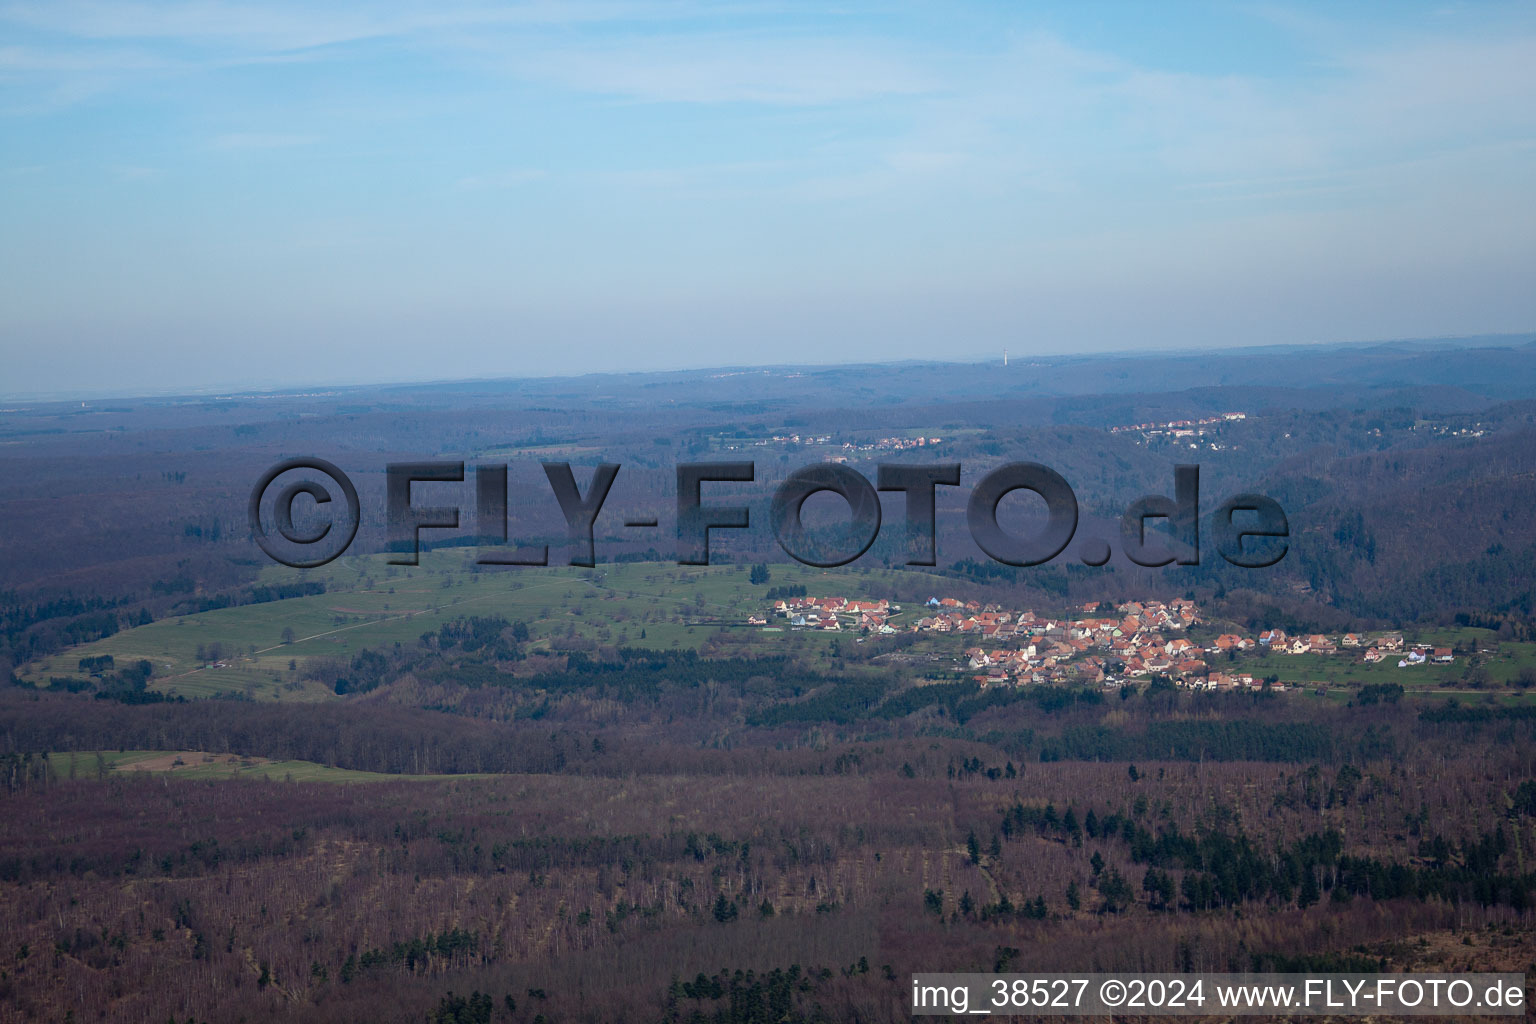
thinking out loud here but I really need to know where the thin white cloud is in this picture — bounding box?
[501,33,936,105]
[456,168,548,189]
[0,43,171,72]
[210,131,317,150]
[1,2,938,111]
[110,163,161,180]
[0,1,735,51]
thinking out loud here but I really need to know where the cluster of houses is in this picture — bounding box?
[823,436,946,464]
[750,595,1455,691]
[734,434,945,454]
[751,595,899,633]
[838,436,943,453]
[1109,412,1246,451]
[1424,421,1488,439]
[932,598,1204,688]
[1249,629,1452,668]
[1108,412,1246,437]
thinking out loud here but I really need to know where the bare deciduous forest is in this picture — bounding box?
[5,745,1536,1023]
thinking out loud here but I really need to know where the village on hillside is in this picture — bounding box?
[1108,411,1246,436]
[751,594,1451,691]
[717,432,946,455]
[1108,411,1247,450]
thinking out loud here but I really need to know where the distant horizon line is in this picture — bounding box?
[3,330,1532,406]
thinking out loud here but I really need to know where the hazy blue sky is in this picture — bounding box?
[1,1,1533,396]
